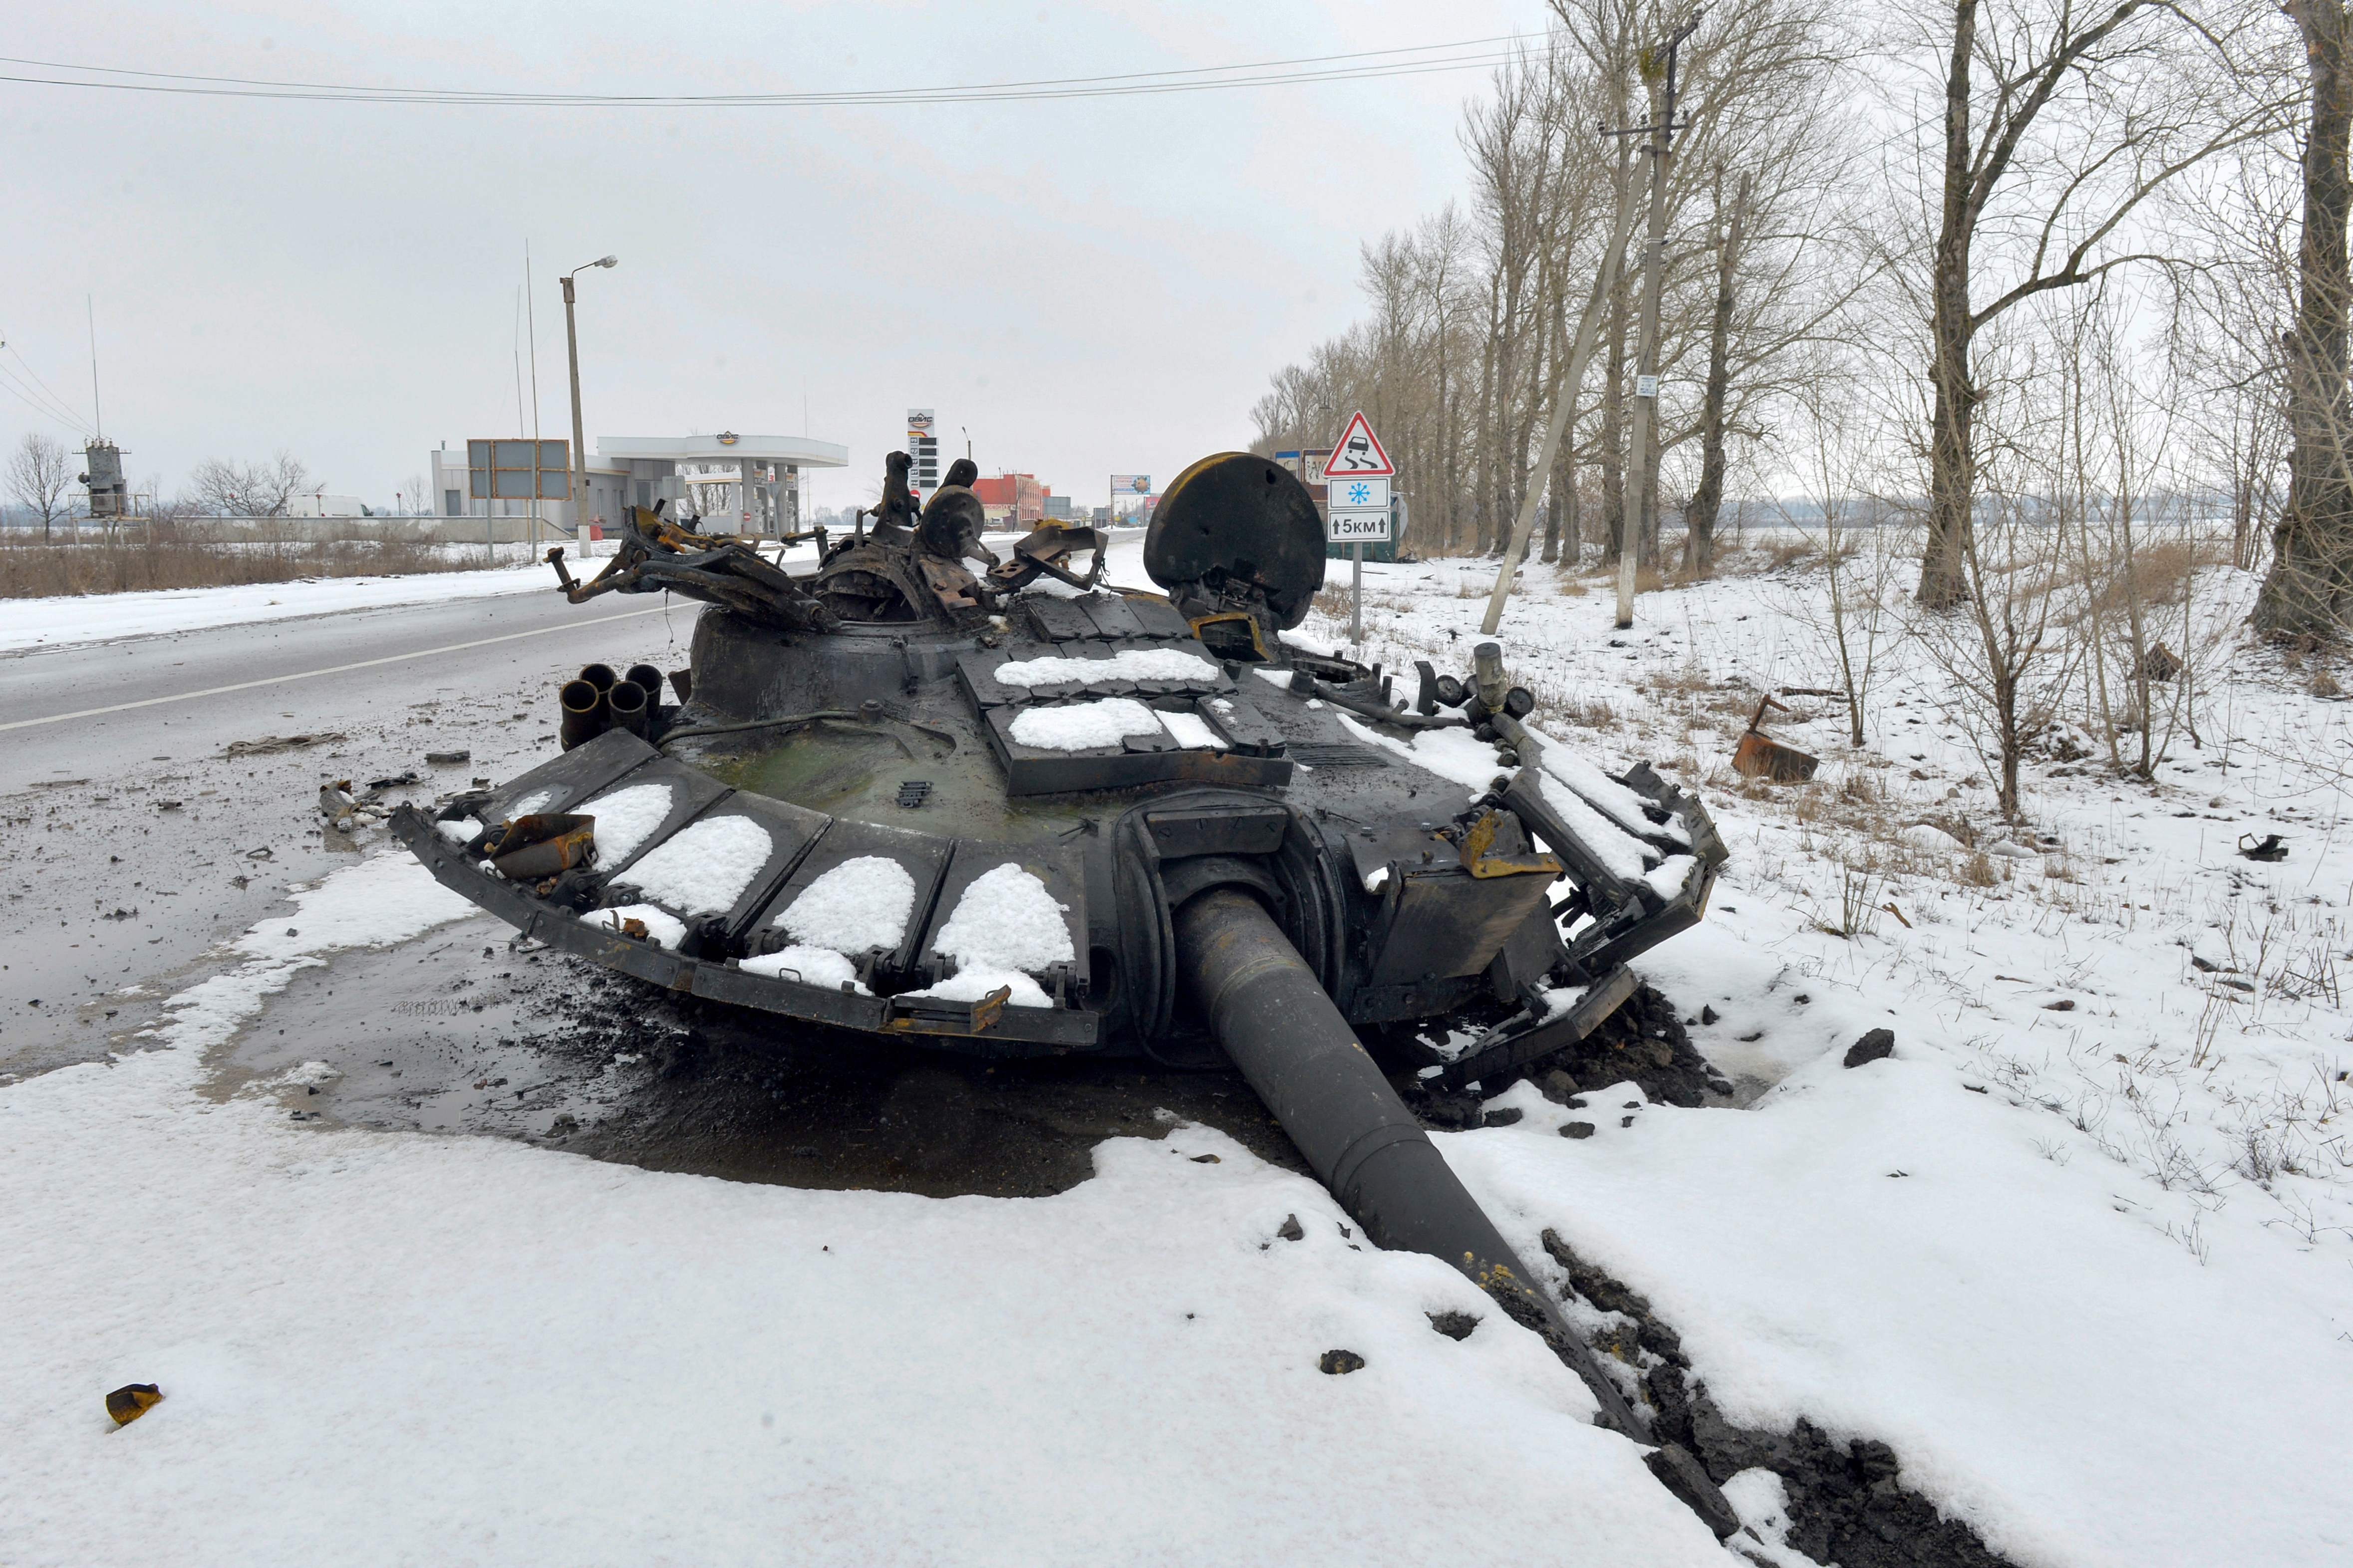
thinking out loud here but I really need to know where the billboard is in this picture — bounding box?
[1111,474,1150,495]
[907,408,939,500]
[468,438,571,501]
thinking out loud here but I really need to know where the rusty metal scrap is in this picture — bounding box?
[547,507,837,634]
[105,1383,164,1427]
[985,523,1109,594]
[1459,808,1563,880]
[481,812,597,880]
[1732,694,1820,783]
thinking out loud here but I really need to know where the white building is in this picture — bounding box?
[426,433,848,539]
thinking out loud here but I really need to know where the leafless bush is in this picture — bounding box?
[1819,858,1883,938]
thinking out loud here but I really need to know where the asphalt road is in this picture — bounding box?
[0,581,695,1078]
[1,530,1292,1199]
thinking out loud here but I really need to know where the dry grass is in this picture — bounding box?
[2311,667,2344,699]
[1957,850,2001,888]
[2076,532,2231,618]
[1838,766,1889,806]
[1549,696,1620,731]
[1551,560,1671,596]
[1741,536,1819,574]
[0,523,493,598]
[1636,665,1716,703]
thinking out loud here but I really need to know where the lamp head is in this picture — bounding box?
[594,256,619,268]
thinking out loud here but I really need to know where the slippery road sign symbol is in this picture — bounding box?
[1323,412,1394,477]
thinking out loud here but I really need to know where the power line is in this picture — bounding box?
[0,367,87,431]
[2,339,94,427]
[0,342,93,435]
[0,35,1552,109]
[0,372,90,434]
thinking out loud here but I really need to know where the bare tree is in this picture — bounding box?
[2259,0,2353,635]
[2167,147,2299,571]
[185,451,316,518]
[1902,0,2271,608]
[1250,0,1860,574]
[1911,332,2090,821]
[5,432,74,539]
[2056,287,2207,778]
[1684,171,1752,573]
[247,451,315,517]
[1779,374,1903,747]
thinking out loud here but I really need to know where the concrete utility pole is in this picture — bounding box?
[1613,14,1699,632]
[562,256,619,539]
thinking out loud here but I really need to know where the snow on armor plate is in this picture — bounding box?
[1009,698,1165,752]
[577,782,673,866]
[619,814,775,917]
[900,863,1075,1011]
[991,648,1219,687]
[773,856,918,955]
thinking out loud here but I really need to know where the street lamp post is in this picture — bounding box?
[561,256,618,543]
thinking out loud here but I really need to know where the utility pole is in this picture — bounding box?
[86,295,103,439]
[526,242,543,556]
[1610,13,1699,632]
[562,256,619,545]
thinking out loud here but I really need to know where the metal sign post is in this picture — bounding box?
[1327,496,1391,649]
[1320,414,1395,653]
[469,439,569,563]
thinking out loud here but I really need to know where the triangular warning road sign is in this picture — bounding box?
[1323,411,1394,478]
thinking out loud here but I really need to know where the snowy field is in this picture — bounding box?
[0,554,557,653]
[1296,537,2353,1566]
[4,532,2350,1565]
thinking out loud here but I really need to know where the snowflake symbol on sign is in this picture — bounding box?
[1346,483,1371,506]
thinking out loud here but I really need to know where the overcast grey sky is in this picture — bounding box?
[1,0,1548,514]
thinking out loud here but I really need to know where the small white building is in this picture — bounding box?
[426,432,849,538]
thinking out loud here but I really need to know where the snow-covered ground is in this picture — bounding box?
[0,557,558,654]
[1293,538,2353,1567]
[0,853,1727,1567]
[5,528,2349,1565]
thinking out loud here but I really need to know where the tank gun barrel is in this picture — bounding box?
[1172,886,1644,1435]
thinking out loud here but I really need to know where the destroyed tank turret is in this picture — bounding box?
[392,450,1735,1527]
